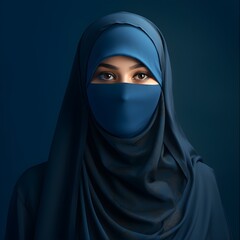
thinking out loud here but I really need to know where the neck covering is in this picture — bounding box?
[34,12,230,240]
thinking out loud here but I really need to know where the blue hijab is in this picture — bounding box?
[87,25,162,138]
[29,12,229,240]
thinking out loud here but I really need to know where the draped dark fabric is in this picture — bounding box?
[5,11,230,240]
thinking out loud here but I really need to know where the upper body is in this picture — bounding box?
[5,12,230,240]
[6,161,230,240]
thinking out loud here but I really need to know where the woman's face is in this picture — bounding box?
[91,56,159,85]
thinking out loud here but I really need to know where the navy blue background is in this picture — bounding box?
[0,0,239,239]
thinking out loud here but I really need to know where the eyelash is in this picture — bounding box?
[96,71,151,81]
[97,72,116,81]
[133,73,149,81]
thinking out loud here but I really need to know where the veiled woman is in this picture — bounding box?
[5,11,230,240]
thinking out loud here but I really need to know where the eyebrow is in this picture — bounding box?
[97,62,145,70]
[129,63,145,70]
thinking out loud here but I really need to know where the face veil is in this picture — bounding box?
[32,12,230,240]
[87,25,162,138]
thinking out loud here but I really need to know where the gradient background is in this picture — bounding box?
[0,0,239,239]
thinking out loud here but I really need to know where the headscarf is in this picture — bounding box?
[34,12,230,240]
[87,25,162,138]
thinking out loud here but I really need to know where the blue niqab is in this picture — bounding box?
[87,25,162,138]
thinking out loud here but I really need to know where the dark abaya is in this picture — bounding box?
[5,12,230,240]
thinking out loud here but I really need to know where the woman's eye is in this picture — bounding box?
[98,72,115,81]
[133,73,149,81]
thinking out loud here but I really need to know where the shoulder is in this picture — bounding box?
[193,163,230,238]
[16,162,47,189]
[14,162,47,214]
[6,163,47,239]
[194,161,215,179]
[193,161,223,204]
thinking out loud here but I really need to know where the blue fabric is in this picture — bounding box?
[86,25,162,138]
[5,12,230,240]
[86,25,162,86]
[87,83,161,137]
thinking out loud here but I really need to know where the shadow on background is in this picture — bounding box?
[0,0,239,239]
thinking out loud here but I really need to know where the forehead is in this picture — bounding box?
[97,56,145,68]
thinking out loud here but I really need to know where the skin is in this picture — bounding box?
[91,56,159,85]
